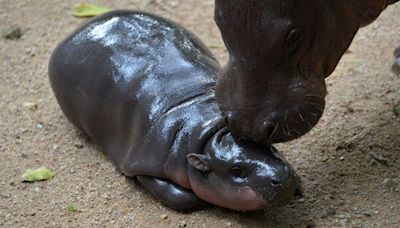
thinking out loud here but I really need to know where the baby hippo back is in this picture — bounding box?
[49,11,221,176]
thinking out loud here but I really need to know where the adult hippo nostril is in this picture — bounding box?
[260,121,276,141]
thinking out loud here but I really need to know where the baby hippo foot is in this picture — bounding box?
[136,176,207,211]
[393,46,400,75]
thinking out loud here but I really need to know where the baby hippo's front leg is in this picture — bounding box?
[136,176,206,211]
[393,46,400,75]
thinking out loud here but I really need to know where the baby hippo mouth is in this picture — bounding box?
[235,186,267,210]
[238,184,301,210]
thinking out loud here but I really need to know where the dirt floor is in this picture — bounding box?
[0,0,399,227]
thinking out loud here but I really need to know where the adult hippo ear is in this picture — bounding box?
[214,0,398,144]
[187,153,211,172]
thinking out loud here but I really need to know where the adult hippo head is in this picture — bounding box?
[214,0,399,143]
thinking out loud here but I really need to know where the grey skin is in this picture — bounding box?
[48,11,300,211]
[214,0,399,144]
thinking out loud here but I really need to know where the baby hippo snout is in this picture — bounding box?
[188,131,301,211]
[253,162,300,207]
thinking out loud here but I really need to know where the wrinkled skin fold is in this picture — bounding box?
[214,0,399,143]
[48,11,300,211]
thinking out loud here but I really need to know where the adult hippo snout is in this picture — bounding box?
[220,64,327,143]
[214,0,398,143]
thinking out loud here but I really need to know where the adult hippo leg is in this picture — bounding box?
[136,176,206,211]
[393,46,400,74]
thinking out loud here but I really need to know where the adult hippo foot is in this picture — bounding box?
[393,46,400,75]
[136,176,207,211]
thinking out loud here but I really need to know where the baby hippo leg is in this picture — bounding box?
[393,46,400,75]
[136,176,206,211]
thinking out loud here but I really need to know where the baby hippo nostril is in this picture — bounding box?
[271,179,281,186]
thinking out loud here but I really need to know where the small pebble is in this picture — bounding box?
[2,25,23,40]
[321,207,336,218]
[369,152,389,166]
[22,102,38,110]
[363,211,372,217]
[383,178,398,190]
[178,221,187,227]
[306,221,316,228]
[337,201,346,207]
[348,183,359,191]
[160,214,168,220]
[74,143,84,149]
[297,198,305,203]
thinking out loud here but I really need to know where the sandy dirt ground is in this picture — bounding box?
[0,0,399,227]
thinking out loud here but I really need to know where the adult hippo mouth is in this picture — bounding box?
[214,0,399,143]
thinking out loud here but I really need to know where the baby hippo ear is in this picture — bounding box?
[187,153,211,172]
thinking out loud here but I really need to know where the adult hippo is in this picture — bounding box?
[48,11,300,211]
[214,0,399,143]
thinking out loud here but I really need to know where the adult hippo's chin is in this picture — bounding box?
[48,11,300,211]
[214,0,399,144]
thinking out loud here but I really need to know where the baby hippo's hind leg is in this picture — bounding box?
[136,176,207,211]
[392,46,400,75]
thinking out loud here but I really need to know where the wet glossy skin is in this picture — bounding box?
[48,11,299,211]
[214,0,399,144]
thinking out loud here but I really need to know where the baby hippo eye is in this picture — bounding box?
[231,166,246,179]
[286,28,301,47]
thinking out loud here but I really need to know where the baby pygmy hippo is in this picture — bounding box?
[49,11,300,211]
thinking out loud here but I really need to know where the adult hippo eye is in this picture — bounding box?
[286,28,302,47]
[231,166,246,179]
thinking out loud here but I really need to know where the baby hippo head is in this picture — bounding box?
[186,130,300,211]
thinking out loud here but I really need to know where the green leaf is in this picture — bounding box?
[21,167,55,182]
[72,3,112,17]
[67,202,79,212]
